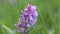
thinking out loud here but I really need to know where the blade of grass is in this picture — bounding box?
[1,24,15,34]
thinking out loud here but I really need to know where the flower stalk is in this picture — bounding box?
[15,4,38,34]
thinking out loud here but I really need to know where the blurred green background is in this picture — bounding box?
[0,0,60,34]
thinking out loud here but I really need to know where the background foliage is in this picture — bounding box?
[0,0,60,34]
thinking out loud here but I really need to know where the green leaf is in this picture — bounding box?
[1,24,15,34]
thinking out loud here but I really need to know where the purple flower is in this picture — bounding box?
[15,4,38,33]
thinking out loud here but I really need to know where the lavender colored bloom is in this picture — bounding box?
[15,4,38,33]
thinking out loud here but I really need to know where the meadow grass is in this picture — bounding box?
[0,0,60,34]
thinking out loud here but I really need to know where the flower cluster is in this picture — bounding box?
[15,4,38,33]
